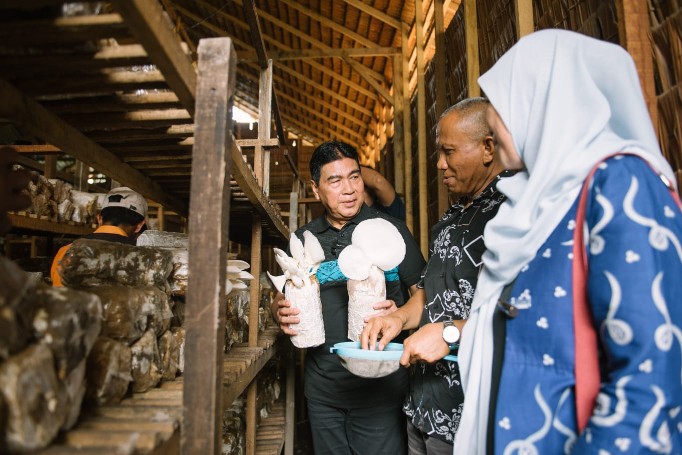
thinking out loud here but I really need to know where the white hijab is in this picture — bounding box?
[454,29,676,454]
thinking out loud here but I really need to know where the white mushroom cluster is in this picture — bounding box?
[226,260,254,294]
[267,232,325,348]
[338,218,406,341]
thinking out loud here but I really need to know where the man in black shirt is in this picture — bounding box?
[272,141,425,455]
[362,98,511,454]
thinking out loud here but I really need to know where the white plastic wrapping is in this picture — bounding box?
[346,265,386,341]
[284,278,325,348]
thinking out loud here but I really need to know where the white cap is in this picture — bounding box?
[101,187,148,219]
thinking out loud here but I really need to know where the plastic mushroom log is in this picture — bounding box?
[338,218,406,341]
[266,232,325,347]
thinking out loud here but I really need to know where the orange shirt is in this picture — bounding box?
[50,225,129,287]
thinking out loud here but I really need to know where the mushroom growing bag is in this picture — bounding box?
[267,232,325,348]
[338,218,406,341]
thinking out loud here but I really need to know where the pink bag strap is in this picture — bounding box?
[573,154,681,433]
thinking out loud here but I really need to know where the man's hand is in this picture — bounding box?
[399,322,451,367]
[360,313,404,351]
[365,299,398,322]
[271,293,301,336]
[0,146,37,234]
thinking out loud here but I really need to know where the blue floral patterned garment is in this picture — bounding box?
[495,156,682,454]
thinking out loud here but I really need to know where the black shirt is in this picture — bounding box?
[295,204,425,408]
[403,171,511,443]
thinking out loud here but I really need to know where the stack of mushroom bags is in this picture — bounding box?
[58,235,179,406]
[0,253,102,452]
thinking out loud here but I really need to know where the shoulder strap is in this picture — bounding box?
[573,153,681,433]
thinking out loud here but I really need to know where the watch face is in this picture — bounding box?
[443,324,460,344]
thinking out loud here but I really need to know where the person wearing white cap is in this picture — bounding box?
[50,186,148,286]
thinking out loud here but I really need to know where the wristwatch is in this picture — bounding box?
[442,320,460,349]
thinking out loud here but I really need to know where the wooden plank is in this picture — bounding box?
[392,54,405,195]
[255,61,274,192]
[616,0,658,130]
[9,214,93,236]
[434,0,449,217]
[0,77,187,214]
[415,0,429,255]
[0,13,129,45]
[249,216,263,348]
[343,57,394,105]
[514,0,534,39]
[246,382,258,455]
[237,139,280,148]
[401,25,414,233]
[222,344,275,408]
[341,0,402,29]
[284,350,295,455]
[62,429,160,451]
[182,37,236,455]
[112,0,196,116]
[465,0,480,97]
[255,401,286,455]
[240,47,400,61]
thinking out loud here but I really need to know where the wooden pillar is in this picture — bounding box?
[401,25,414,233]
[157,206,165,231]
[255,60,274,194]
[284,347,295,455]
[616,0,658,130]
[515,0,534,39]
[415,0,429,256]
[392,53,405,196]
[74,160,88,191]
[182,37,236,455]
[44,155,57,180]
[245,214,262,455]
[246,382,258,455]
[465,0,481,97]
[434,0,449,217]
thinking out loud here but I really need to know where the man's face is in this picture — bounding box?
[436,112,493,200]
[311,157,364,229]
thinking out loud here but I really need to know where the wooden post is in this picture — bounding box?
[514,0,534,39]
[434,0,449,217]
[44,155,57,180]
[256,60,274,195]
[74,160,88,191]
[401,25,414,233]
[392,54,405,196]
[246,382,258,455]
[616,0,658,130]
[284,347,295,455]
[415,0,429,256]
[246,214,262,455]
[182,37,236,455]
[157,205,165,231]
[465,0,481,98]
[289,190,299,232]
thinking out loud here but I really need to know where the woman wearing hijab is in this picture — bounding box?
[454,29,682,454]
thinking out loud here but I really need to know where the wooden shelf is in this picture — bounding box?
[255,401,286,455]
[36,380,183,454]
[222,327,281,409]
[9,213,94,236]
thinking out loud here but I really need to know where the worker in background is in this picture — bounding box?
[51,186,147,286]
[361,165,406,220]
[0,146,37,236]
[272,141,425,455]
[361,98,514,454]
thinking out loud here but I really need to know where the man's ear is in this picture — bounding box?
[482,136,495,165]
[134,219,146,234]
[310,180,321,200]
[96,214,103,226]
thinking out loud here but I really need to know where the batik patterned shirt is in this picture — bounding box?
[494,156,682,454]
[403,171,511,443]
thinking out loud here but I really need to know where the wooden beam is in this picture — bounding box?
[241,0,287,146]
[401,25,414,233]
[514,0,534,39]
[175,0,379,104]
[341,0,402,29]
[12,144,62,155]
[0,76,186,214]
[343,57,394,106]
[112,0,196,116]
[182,37,235,455]
[392,54,405,195]
[465,0,480,97]
[256,60,274,194]
[0,13,128,46]
[239,47,400,62]
[21,70,168,97]
[616,0,658,130]
[435,0,449,217]
[415,0,429,256]
[279,0,380,49]
[280,105,363,143]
